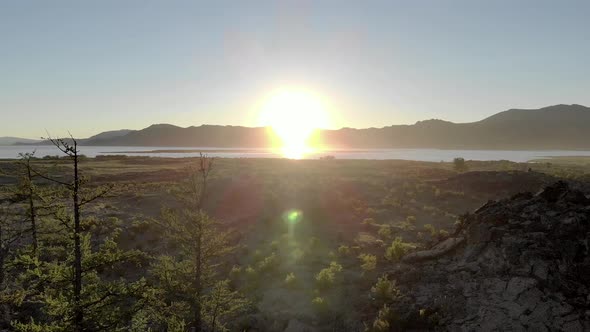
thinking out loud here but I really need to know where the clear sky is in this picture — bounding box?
[1,0,589,138]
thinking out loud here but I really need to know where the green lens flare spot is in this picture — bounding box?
[284,209,302,224]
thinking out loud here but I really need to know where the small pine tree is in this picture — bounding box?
[315,261,343,290]
[311,296,329,318]
[358,253,377,273]
[201,280,250,332]
[337,245,351,257]
[385,237,409,262]
[13,137,145,331]
[424,224,437,237]
[148,154,241,331]
[284,272,297,288]
[453,157,468,172]
[377,225,392,240]
[370,275,400,305]
[365,305,397,332]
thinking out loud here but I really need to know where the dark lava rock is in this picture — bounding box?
[537,180,569,202]
[436,171,555,197]
[392,181,590,331]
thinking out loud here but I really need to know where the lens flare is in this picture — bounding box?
[258,88,331,159]
[283,209,302,224]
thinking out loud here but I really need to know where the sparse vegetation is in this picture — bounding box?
[315,261,343,290]
[366,305,397,332]
[370,275,400,305]
[256,252,279,273]
[385,237,410,262]
[284,272,297,288]
[359,253,377,273]
[338,245,351,256]
[424,223,437,237]
[377,225,392,240]
[311,296,329,318]
[0,153,584,330]
[453,157,468,172]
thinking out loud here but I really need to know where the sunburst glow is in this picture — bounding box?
[258,88,330,158]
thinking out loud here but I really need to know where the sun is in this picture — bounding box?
[258,88,330,158]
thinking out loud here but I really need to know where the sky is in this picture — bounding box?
[1,0,589,138]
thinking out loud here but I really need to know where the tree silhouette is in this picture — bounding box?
[12,136,144,331]
[148,154,246,331]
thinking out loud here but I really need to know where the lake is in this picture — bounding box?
[1,145,590,162]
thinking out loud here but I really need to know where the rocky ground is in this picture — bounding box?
[391,181,590,331]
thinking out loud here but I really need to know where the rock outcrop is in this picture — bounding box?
[436,170,555,197]
[391,181,590,331]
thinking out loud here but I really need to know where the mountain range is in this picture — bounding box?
[0,137,42,145]
[6,104,590,150]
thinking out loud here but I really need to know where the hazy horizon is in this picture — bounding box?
[2,102,588,141]
[2,0,590,138]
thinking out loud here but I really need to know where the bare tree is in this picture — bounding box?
[14,152,41,253]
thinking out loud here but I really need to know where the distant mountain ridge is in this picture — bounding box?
[86,129,134,142]
[10,104,590,150]
[0,137,42,145]
[316,104,590,150]
[89,124,269,147]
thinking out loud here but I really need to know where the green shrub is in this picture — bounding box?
[453,157,468,172]
[315,269,335,290]
[365,305,397,332]
[284,272,297,288]
[397,220,414,231]
[385,237,409,262]
[315,261,343,290]
[417,232,424,241]
[338,245,351,256]
[424,224,437,237]
[311,296,329,316]
[229,265,242,281]
[377,225,392,240]
[245,266,256,280]
[257,252,279,273]
[370,275,400,304]
[358,253,377,272]
[329,261,343,272]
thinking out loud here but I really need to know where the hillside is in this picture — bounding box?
[319,104,590,149]
[13,104,590,149]
[87,104,590,149]
[0,137,42,145]
[86,124,271,147]
[86,129,134,142]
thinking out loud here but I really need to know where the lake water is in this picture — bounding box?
[1,145,590,162]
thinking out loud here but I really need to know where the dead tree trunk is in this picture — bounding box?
[72,140,83,332]
[25,159,37,254]
[191,155,212,332]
